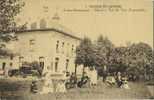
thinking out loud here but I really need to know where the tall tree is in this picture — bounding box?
[75,37,95,74]
[94,35,114,70]
[109,46,128,72]
[0,0,24,33]
[0,0,24,56]
[109,42,153,80]
[126,42,153,79]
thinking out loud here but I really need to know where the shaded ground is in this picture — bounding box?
[0,77,152,100]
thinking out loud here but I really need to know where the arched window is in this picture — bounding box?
[66,59,69,72]
[62,42,65,54]
[39,56,45,75]
[56,40,59,53]
[19,56,24,67]
[55,57,59,72]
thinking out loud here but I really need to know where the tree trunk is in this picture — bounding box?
[82,65,85,77]
[75,63,77,76]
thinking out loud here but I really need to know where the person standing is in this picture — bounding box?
[102,65,107,82]
[90,68,97,86]
[116,72,122,87]
[40,70,54,94]
[55,71,67,93]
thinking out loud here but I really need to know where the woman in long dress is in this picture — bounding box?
[90,68,98,86]
[55,71,67,93]
[40,71,54,94]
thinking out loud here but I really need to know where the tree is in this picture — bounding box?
[75,37,95,75]
[109,42,153,80]
[0,0,25,33]
[109,46,128,72]
[94,35,114,76]
[95,35,114,66]
[0,0,24,57]
[126,42,153,80]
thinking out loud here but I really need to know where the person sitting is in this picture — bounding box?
[105,73,116,87]
[65,72,77,89]
[70,73,77,87]
[77,72,89,88]
[65,73,77,89]
[120,76,130,89]
[30,81,38,93]
[116,72,123,87]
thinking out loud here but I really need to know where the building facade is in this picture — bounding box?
[0,28,81,76]
[15,28,81,74]
[0,27,84,78]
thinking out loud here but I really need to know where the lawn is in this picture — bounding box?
[0,78,152,100]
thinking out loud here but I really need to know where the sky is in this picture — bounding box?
[16,0,153,47]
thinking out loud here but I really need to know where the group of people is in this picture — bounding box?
[30,68,98,94]
[30,66,130,95]
[31,71,67,94]
[65,68,98,89]
[105,72,130,89]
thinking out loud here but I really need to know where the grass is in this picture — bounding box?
[0,78,152,100]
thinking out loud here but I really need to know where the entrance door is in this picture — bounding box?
[39,57,45,75]
[66,59,69,72]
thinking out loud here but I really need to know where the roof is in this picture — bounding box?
[15,28,81,40]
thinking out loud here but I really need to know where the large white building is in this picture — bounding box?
[0,0,84,76]
[18,27,81,73]
[0,25,82,77]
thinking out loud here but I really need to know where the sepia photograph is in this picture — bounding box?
[0,0,153,100]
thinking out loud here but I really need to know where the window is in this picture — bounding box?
[10,54,14,60]
[72,45,74,56]
[65,59,69,72]
[19,56,24,62]
[29,39,35,52]
[39,56,45,75]
[29,39,35,45]
[39,57,45,67]
[55,57,59,72]
[39,56,44,61]
[19,56,24,67]
[56,40,59,53]
[62,42,65,54]
[2,62,6,70]
[10,63,13,67]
